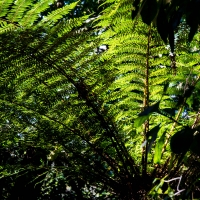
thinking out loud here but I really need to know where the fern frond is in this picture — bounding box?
[20,0,54,26]
[7,0,33,22]
[40,1,78,25]
[0,0,13,17]
[0,20,17,33]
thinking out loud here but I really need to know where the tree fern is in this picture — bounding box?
[97,0,200,198]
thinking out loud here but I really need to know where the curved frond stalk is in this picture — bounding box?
[142,25,151,178]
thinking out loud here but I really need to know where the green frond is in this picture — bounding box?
[0,0,13,17]
[39,1,78,25]
[20,0,54,26]
[0,20,17,33]
[7,0,33,22]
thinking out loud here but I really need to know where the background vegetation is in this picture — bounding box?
[0,0,200,199]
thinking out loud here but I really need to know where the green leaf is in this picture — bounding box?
[134,102,160,128]
[134,115,149,128]
[147,125,160,153]
[40,2,78,25]
[188,24,198,42]
[131,0,140,20]
[170,127,194,154]
[141,0,158,25]
[156,6,168,43]
[139,101,160,116]
[186,0,200,42]
[20,0,54,26]
[0,0,13,17]
[154,131,166,164]
[161,108,176,117]
[163,82,169,95]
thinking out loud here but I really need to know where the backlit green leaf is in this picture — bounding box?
[154,131,166,164]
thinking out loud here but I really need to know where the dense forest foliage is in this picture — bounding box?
[0,0,200,199]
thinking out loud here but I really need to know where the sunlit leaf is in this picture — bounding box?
[139,101,160,117]
[147,125,160,153]
[134,115,149,128]
[154,131,166,164]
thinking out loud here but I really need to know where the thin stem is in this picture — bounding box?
[142,25,151,177]
[161,105,183,159]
